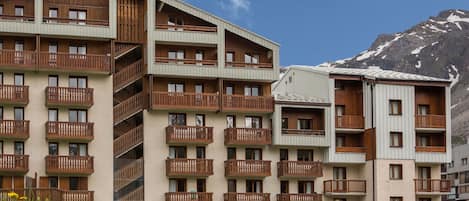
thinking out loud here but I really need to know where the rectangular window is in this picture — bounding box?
[69,10,87,25]
[49,8,58,18]
[169,179,186,192]
[244,85,260,96]
[195,114,205,127]
[195,50,204,66]
[280,181,289,193]
[0,73,3,85]
[298,181,314,194]
[336,135,345,147]
[168,83,184,93]
[227,148,236,160]
[14,141,24,155]
[195,84,204,94]
[297,150,314,161]
[48,43,58,64]
[15,6,24,16]
[389,100,402,115]
[226,52,234,64]
[244,53,252,64]
[390,132,403,147]
[335,105,345,116]
[196,179,206,192]
[390,197,403,201]
[48,109,58,122]
[417,104,430,115]
[245,148,262,160]
[169,146,186,159]
[279,149,288,161]
[69,45,87,56]
[48,177,58,188]
[69,177,79,190]
[0,5,3,16]
[463,158,468,166]
[48,75,58,87]
[48,143,58,155]
[390,164,403,180]
[69,110,87,122]
[245,116,262,128]
[226,115,236,128]
[297,119,312,130]
[14,73,24,85]
[246,180,262,193]
[0,107,3,120]
[0,141,3,154]
[225,84,234,95]
[14,107,24,120]
[196,147,205,159]
[69,143,87,156]
[227,179,236,192]
[281,118,288,129]
[69,77,87,88]
[168,113,186,126]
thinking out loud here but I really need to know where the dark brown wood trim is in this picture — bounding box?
[330,74,363,81]
[275,101,331,107]
[376,79,450,87]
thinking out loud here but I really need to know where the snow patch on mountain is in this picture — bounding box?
[356,34,403,61]
[411,46,426,54]
[448,64,460,88]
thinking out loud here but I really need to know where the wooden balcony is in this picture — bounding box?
[225,62,273,68]
[46,87,93,108]
[0,85,29,105]
[166,158,213,177]
[0,15,35,22]
[156,24,217,32]
[63,191,95,201]
[120,186,143,201]
[335,147,367,153]
[114,125,144,157]
[46,121,94,142]
[114,60,144,92]
[415,146,446,153]
[282,129,325,136]
[277,161,323,178]
[276,194,322,201]
[114,159,143,192]
[415,115,446,129]
[222,95,274,113]
[165,192,213,201]
[0,50,36,69]
[415,179,451,194]
[0,189,94,201]
[114,92,145,125]
[43,17,109,26]
[0,154,29,174]
[224,160,271,177]
[155,58,217,66]
[45,155,94,175]
[166,126,213,145]
[0,120,30,140]
[224,193,270,201]
[323,180,366,195]
[335,115,364,129]
[152,92,219,111]
[224,128,271,146]
[38,52,110,73]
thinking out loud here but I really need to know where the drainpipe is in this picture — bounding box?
[370,81,376,201]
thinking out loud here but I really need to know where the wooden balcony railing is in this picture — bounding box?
[114,159,143,191]
[276,194,322,201]
[224,160,271,177]
[224,128,271,145]
[165,192,213,201]
[282,129,325,136]
[0,120,30,140]
[43,17,109,26]
[224,193,270,201]
[277,161,323,178]
[120,186,143,201]
[0,154,29,174]
[0,50,36,68]
[63,191,95,201]
[0,189,94,201]
[323,180,366,194]
[335,147,367,153]
[225,62,273,68]
[166,126,213,145]
[166,159,214,177]
[38,52,110,73]
[415,115,446,129]
[415,179,451,193]
[114,125,144,157]
[0,15,35,22]
[0,85,29,105]
[46,121,94,142]
[152,92,219,111]
[45,155,94,175]
[415,146,446,153]
[222,95,274,113]
[114,60,144,91]
[155,57,217,66]
[46,87,93,108]
[335,115,364,129]
[156,24,217,32]
[113,92,145,124]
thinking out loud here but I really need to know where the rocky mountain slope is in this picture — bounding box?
[317,9,469,138]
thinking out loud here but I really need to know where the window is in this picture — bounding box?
[14,107,24,120]
[69,143,87,156]
[69,177,79,190]
[245,148,262,160]
[297,150,314,161]
[195,50,204,65]
[48,109,58,122]
[168,16,183,30]
[168,50,184,63]
[333,167,347,180]
[195,114,205,127]
[280,181,289,193]
[298,181,314,194]
[168,113,186,126]
[169,146,186,159]
[169,179,186,192]
[281,118,288,129]
[69,45,86,59]
[225,84,234,95]
[226,115,236,128]
[463,158,468,166]
[14,141,24,155]
[227,148,236,160]
[0,107,3,120]
[69,110,87,122]
[417,135,430,147]
[48,143,58,155]
[196,179,206,192]
[417,104,430,115]
[390,197,403,201]
[69,10,87,25]
[0,141,3,154]
[226,52,234,64]
[48,75,58,87]
[195,84,203,94]
[244,53,259,64]
[48,43,58,64]
[196,147,205,159]
[48,8,58,23]
[168,83,184,93]
[14,73,24,85]
[335,80,344,90]
[335,105,345,116]
[279,149,288,161]
[48,177,58,188]
[390,164,403,180]
[227,179,236,192]
[0,5,3,16]
[390,132,403,147]
[297,119,312,130]
[245,116,261,128]
[15,6,24,16]
[14,41,24,64]
[244,85,260,96]
[246,180,262,193]
[336,136,345,147]
[389,100,402,115]
[69,77,87,88]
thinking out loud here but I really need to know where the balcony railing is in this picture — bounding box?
[277,161,323,178]
[43,17,109,26]
[224,160,271,177]
[415,146,446,153]
[225,62,273,68]
[0,189,94,201]
[156,24,217,32]
[113,92,145,124]
[165,192,213,201]
[114,59,144,91]
[415,115,446,129]
[0,15,35,22]
[222,95,274,113]
[152,92,219,111]
[38,52,110,73]
[0,154,29,174]
[166,126,213,145]
[276,194,322,201]
[0,85,29,105]
[324,180,366,194]
[0,50,36,68]
[46,87,93,108]
[282,129,325,136]
[335,115,364,129]
[166,159,214,177]
[45,155,94,175]
[155,57,217,66]
[335,147,367,153]
[415,179,451,193]
[224,128,271,146]
[0,120,30,140]
[46,121,94,142]
[224,193,270,201]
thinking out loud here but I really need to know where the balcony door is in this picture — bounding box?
[14,142,24,155]
[168,83,184,94]
[246,180,262,193]
[169,146,186,159]
[169,113,186,126]
[168,50,184,64]
[297,150,314,161]
[418,167,431,191]
[298,181,314,194]
[14,74,24,99]
[418,105,430,115]
[333,167,347,192]
[69,143,88,156]
[69,110,87,123]
[48,43,58,65]
[245,116,262,129]
[245,148,262,160]
[195,84,203,105]
[69,10,87,25]
[14,41,24,64]
[69,77,87,88]
[169,179,186,192]
[195,50,204,66]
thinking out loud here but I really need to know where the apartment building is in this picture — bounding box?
[442,144,469,201]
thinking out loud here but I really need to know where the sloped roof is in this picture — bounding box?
[275,93,329,104]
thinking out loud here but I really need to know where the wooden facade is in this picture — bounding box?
[0,154,29,174]
[156,3,216,32]
[224,193,270,201]
[117,0,145,42]
[0,0,35,21]
[224,160,271,177]
[276,194,322,201]
[0,120,30,140]
[224,128,272,146]
[323,180,366,194]
[277,161,323,178]
[281,108,325,135]
[45,155,94,175]
[43,0,109,26]
[415,86,446,129]
[46,121,94,142]
[225,31,273,68]
[334,80,364,129]
[165,192,213,201]
[45,87,94,108]
[165,159,214,177]
[155,44,217,66]
[166,126,213,145]
[414,179,451,193]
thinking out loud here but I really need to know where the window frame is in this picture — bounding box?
[389,100,402,116]
[390,132,403,148]
[389,164,403,180]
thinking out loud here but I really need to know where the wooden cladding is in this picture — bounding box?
[222,95,274,113]
[166,159,214,177]
[0,15,34,21]
[156,24,217,32]
[43,17,109,26]
[152,92,219,111]
[414,179,451,193]
[335,115,364,129]
[282,129,325,136]
[0,154,29,174]
[43,0,109,26]
[276,194,322,201]
[224,193,270,201]
[155,57,217,66]
[113,125,143,157]
[165,192,213,201]
[0,120,30,140]
[335,147,367,153]
[166,126,213,145]
[117,0,144,42]
[0,189,94,201]
[0,50,36,68]
[224,128,272,146]
[46,87,94,108]
[114,159,143,191]
[415,115,446,129]
[0,85,29,105]
[46,121,94,142]
[225,62,273,69]
[277,161,323,178]
[45,155,94,175]
[323,180,366,193]
[114,59,144,91]
[415,146,446,153]
[224,160,271,177]
[38,52,110,73]
[113,92,145,124]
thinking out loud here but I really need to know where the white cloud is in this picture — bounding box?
[219,0,251,18]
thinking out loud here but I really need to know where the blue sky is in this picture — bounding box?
[185,0,469,67]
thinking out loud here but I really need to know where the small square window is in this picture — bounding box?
[389,100,402,115]
[463,158,468,166]
[390,197,403,201]
[390,132,403,147]
[390,164,403,180]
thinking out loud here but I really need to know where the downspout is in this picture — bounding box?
[370,81,376,201]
